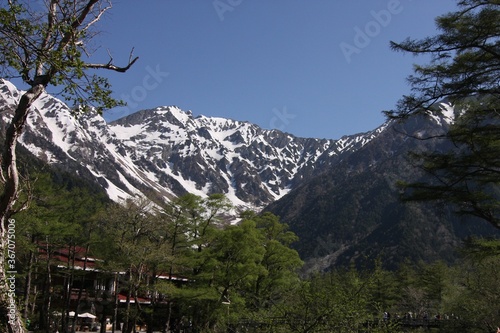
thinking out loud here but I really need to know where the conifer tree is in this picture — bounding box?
[387,0,500,230]
[248,212,303,311]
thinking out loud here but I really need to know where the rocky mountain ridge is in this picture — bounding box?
[0,79,387,210]
[4,79,496,271]
[265,109,500,270]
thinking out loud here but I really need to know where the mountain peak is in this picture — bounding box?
[0,80,388,209]
[2,80,496,272]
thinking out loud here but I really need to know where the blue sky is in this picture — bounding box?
[94,0,458,139]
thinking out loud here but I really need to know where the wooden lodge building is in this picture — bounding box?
[30,244,188,332]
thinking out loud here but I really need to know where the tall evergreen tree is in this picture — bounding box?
[386,0,500,230]
[248,212,303,311]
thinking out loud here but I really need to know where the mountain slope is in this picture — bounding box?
[107,107,389,208]
[2,80,498,271]
[0,79,384,209]
[265,111,500,271]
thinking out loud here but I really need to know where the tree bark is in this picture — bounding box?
[40,242,52,333]
[22,237,35,323]
[0,84,45,333]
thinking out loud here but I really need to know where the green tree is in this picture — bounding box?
[12,169,108,333]
[386,1,500,230]
[443,240,500,332]
[246,212,303,311]
[153,199,302,332]
[205,220,266,330]
[0,2,137,332]
[153,194,202,332]
[364,258,402,318]
[277,269,373,333]
[96,198,161,333]
[172,194,235,332]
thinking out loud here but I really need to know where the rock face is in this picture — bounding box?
[265,111,500,271]
[2,80,498,270]
[0,79,383,209]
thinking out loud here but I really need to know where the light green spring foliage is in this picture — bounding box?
[13,179,500,332]
[0,0,137,113]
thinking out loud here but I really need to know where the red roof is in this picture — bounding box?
[117,293,151,304]
[38,244,99,270]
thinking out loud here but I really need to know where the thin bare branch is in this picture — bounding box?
[37,0,58,76]
[84,55,139,73]
[46,0,99,79]
[82,2,112,32]
[69,0,100,31]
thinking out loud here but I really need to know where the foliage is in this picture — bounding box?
[399,101,500,228]
[0,0,137,112]
[10,164,500,332]
[12,163,110,332]
[386,0,500,230]
[386,0,500,117]
[445,247,500,332]
[83,194,303,332]
[0,2,137,331]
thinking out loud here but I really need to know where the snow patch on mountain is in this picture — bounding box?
[0,80,390,210]
[426,102,456,127]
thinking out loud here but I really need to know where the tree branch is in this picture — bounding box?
[37,0,57,76]
[82,1,112,32]
[70,0,100,31]
[84,52,139,73]
[45,0,99,80]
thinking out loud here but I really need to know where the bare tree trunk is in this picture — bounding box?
[66,244,84,333]
[40,241,52,333]
[0,84,44,333]
[165,301,173,333]
[22,237,35,322]
[123,269,133,333]
[112,273,119,333]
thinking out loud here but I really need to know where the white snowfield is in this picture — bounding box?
[1,79,429,210]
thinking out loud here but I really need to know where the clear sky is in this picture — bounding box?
[92,0,458,140]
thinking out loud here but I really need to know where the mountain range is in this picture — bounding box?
[0,79,386,210]
[265,112,500,270]
[1,79,498,270]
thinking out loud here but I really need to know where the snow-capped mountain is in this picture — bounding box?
[6,79,491,271]
[0,79,387,209]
